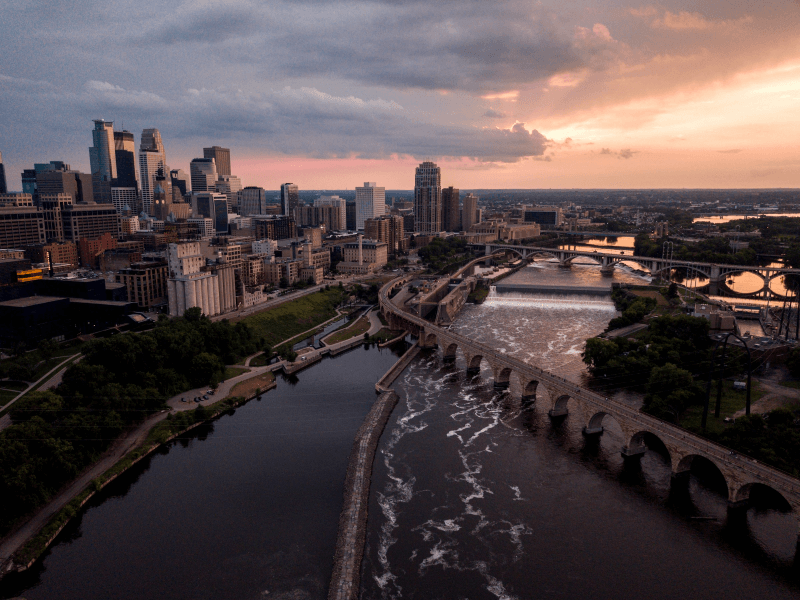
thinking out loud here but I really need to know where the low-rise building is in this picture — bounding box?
[116,261,168,310]
[337,235,388,274]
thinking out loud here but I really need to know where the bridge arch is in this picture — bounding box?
[732,482,793,512]
[585,411,627,436]
[548,394,571,418]
[625,430,672,462]
[676,454,730,499]
[519,377,539,400]
[442,341,459,361]
[563,255,601,266]
[493,366,513,389]
[423,332,438,348]
[465,353,484,375]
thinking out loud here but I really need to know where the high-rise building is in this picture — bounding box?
[203,146,231,177]
[441,186,460,232]
[462,193,479,231]
[0,206,45,247]
[280,183,299,218]
[113,130,138,188]
[364,215,404,255]
[239,186,268,215]
[414,161,441,233]
[355,182,385,230]
[190,158,217,193]
[0,151,7,194]
[298,205,343,231]
[193,192,228,232]
[215,174,242,210]
[346,202,357,230]
[139,128,167,216]
[22,162,72,200]
[314,195,346,230]
[89,120,117,183]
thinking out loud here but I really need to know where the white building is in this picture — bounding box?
[252,238,278,258]
[167,242,234,317]
[187,217,214,239]
[355,182,385,231]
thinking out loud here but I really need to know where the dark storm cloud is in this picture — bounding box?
[128,0,617,92]
[78,82,548,162]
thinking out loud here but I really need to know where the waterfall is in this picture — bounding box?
[484,286,616,311]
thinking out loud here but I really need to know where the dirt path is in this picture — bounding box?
[0,411,169,570]
[733,380,800,417]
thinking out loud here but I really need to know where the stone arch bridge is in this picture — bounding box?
[477,243,800,299]
[381,275,800,542]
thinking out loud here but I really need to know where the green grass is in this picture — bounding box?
[238,288,347,347]
[0,381,29,391]
[368,328,397,343]
[223,366,249,380]
[681,380,766,435]
[779,380,800,390]
[324,314,371,344]
[0,389,19,407]
[248,353,273,367]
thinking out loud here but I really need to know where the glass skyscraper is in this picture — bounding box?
[414,161,441,233]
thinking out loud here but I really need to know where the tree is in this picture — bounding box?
[279,277,289,289]
[183,307,203,322]
[643,363,703,422]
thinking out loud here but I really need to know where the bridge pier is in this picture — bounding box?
[621,443,646,460]
[493,380,510,390]
[548,406,568,418]
[582,426,604,436]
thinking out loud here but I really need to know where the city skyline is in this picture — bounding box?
[2,0,800,191]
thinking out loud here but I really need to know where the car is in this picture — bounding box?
[181,398,187,403]
[203,395,209,400]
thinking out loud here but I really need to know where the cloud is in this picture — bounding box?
[599,147,638,159]
[632,8,754,31]
[717,149,743,154]
[76,83,549,163]
[482,108,507,119]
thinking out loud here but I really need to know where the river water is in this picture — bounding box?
[360,262,800,599]
[1,345,404,600]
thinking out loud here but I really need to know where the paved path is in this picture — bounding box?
[0,410,169,571]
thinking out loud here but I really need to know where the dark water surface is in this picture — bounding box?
[2,344,403,600]
[360,263,800,600]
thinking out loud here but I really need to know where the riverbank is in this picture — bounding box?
[0,379,276,577]
[328,343,420,600]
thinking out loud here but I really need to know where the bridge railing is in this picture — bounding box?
[379,276,800,496]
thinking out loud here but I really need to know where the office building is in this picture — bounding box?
[462,193,480,231]
[0,151,6,194]
[25,241,78,270]
[355,182,385,230]
[280,183,300,218]
[346,202,357,230]
[113,130,138,188]
[239,186,269,216]
[314,195,346,230]
[364,215,404,255]
[89,119,117,184]
[414,161,441,233]
[187,217,214,239]
[441,186,460,232]
[170,169,191,199]
[36,170,94,204]
[139,128,167,216]
[214,197,229,233]
[252,215,297,240]
[203,146,231,177]
[298,204,343,230]
[0,193,34,207]
[215,174,242,210]
[190,158,217,193]
[111,187,138,215]
[0,206,45,248]
[524,206,564,227]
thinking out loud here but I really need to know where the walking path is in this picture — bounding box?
[0,411,169,571]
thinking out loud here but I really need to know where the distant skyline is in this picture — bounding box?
[2,0,799,190]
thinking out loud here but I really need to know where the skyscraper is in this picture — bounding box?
[190,158,217,193]
[0,151,6,194]
[314,195,347,230]
[113,130,138,188]
[414,161,441,233]
[239,186,268,215]
[355,182,386,230]
[216,174,242,211]
[280,183,299,218]
[462,193,479,231]
[89,120,117,183]
[441,186,460,232]
[203,146,231,177]
[139,128,167,215]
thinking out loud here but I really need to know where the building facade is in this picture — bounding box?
[280,183,300,218]
[355,182,385,230]
[364,215,404,255]
[203,146,231,177]
[117,261,168,310]
[462,193,480,231]
[441,186,460,232]
[139,128,167,216]
[414,161,441,233]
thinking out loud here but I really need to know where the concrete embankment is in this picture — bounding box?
[328,344,420,600]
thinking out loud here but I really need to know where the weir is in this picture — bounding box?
[494,283,611,296]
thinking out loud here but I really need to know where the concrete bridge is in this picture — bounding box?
[381,275,800,542]
[477,243,800,299]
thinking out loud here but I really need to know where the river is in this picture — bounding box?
[1,344,404,600]
[360,262,800,599]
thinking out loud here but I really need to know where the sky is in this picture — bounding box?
[1,0,800,190]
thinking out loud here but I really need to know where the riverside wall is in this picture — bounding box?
[328,344,420,600]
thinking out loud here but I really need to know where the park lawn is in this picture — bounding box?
[779,380,800,390]
[369,328,396,343]
[223,366,249,380]
[324,313,371,345]
[0,388,19,408]
[681,380,766,435]
[239,288,347,346]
